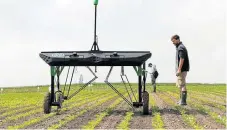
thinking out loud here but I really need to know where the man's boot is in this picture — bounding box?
[153,84,156,92]
[180,91,187,105]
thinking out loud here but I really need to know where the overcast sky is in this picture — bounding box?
[0,0,226,87]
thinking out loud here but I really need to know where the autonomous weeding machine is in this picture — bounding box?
[40,0,152,115]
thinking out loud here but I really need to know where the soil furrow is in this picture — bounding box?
[61,96,119,129]
[25,93,110,129]
[152,93,190,129]
[165,91,226,129]
[95,101,129,129]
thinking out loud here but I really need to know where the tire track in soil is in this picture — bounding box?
[191,99,226,117]
[152,93,190,129]
[129,112,152,129]
[0,105,39,121]
[190,91,226,104]
[0,105,44,129]
[0,105,32,116]
[0,92,94,125]
[161,90,226,115]
[165,91,226,129]
[1,92,105,129]
[167,91,226,118]
[189,95,226,114]
[187,93,226,111]
[0,107,8,114]
[0,111,45,129]
[95,101,130,129]
[129,104,152,129]
[190,90,226,99]
[25,93,110,129]
[161,88,226,105]
[60,96,119,129]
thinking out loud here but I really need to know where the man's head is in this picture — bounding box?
[171,34,181,45]
[148,63,152,67]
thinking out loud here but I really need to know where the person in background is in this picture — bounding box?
[148,63,159,92]
[171,34,190,105]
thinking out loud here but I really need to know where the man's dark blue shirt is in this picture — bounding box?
[176,42,190,72]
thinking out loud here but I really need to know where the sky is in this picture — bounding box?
[0,0,226,87]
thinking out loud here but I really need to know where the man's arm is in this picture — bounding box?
[178,58,184,71]
[177,50,185,76]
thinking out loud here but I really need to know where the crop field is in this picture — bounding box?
[0,83,226,129]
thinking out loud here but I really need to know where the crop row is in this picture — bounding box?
[48,94,118,129]
[166,91,226,127]
[82,97,124,129]
[5,91,112,129]
[157,92,203,129]
[149,94,164,129]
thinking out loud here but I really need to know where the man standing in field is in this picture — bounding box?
[148,63,158,92]
[171,35,190,105]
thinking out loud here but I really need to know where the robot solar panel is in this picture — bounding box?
[40,51,151,66]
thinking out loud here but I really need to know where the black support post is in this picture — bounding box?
[51,75,55,103]
[143,62,146,92]
[57,75,60,91]
[138,66,142,103]
[91,4,99,51]
[94,5,97,45]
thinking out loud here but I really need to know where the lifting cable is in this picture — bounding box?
[66,66,76,98]
[120,66,138,103]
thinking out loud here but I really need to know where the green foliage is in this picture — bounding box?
[82,97,124,129]
[48,94,118,129]
[116,112,134,129]
[1,83,226,129]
